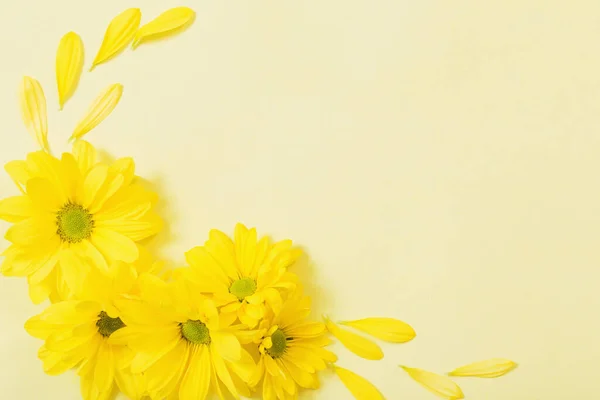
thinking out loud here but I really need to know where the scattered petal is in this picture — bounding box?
[448,358,518,378]
[334,365,384,400]
[69,83,123,141]
[56,32,84,109]
[340,317,416,343]
[400,365,464,400]
[18,77,49,152]
[323,315,383,360]
[133,7,196,49]
[91,8,141,70]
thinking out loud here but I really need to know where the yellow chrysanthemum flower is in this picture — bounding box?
[0,140,162,303]
[183,223,301,328]
[24,261,155,400]
[247,287,338,400]
[111,274,255,400]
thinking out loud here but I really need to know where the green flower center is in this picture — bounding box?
[266,329,288,358]
[181,320,211,345]
[229,277,257,301]
[96,311,125,337]
[56,202,94,243]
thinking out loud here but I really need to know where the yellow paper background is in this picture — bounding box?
[1,0,599,398]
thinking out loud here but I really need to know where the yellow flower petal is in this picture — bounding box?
[334,366,384,400]
[4,160,32,193]
[340,317,416,343]
[132,7,196,49]
[19,76,49,152]
[400,365,464,400]
[324,315,383,360]
[91,8,141,70]
[70,83,123,141]
[72,139,97,173]
[91,228,139,263]
[0,196,34,223]
[179,345,211,399]
[448,358,518,378]
[56,32,84,110]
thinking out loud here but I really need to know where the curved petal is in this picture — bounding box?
[334,365,384,400]
[400,365,464,400]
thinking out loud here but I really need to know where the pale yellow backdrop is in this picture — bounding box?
[0,0,598,399]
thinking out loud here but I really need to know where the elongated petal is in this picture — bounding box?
[72,140,97,173]
[400,366,464,400]
[334,366,384,400]
[70,83,123,140]
[0,196,34,222]
[56,32,84,109]
[448,358,518,378]
[91,8,141,70]
[324,316,383,360]
[340,317,416,343]
[19,77,49,152]
[133,7,196,48]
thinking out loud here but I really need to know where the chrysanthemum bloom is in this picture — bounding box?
[111,274,255,400]
[247,287,337,400]
[0,140,162,303]
[183,223,301,329]
[24,261,155,400]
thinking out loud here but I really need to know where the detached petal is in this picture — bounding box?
[323,316,383,360]
[70,83,123,141]
[56,32,84,109]
[91,8,141,69]
[334,366,384,400]
[19,76,49,152]
[340,317,416,343]
[448,358,518,378]
[133,7,196,48]
[400,365,464,400]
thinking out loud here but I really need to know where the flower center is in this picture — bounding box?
[266,329,288,358]
[229,277,257,301]
[56,202,94,243]
[96,311,125,337]
[181,320,211,345]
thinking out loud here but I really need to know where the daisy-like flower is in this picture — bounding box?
[0,140,162,303]
[24,261,153,400]
[111,273,256,400]
[184,223,301,328]
[248,286,338,400]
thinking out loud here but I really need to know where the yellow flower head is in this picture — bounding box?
[248,286,337,400]
[24,261,153,400]
[0,140,162,303]
[111,273,256,400]
[184,223,301,329]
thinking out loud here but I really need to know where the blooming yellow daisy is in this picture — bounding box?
[111,273,256,400]
[0,140,162,303]
[24,262,151,400]
[183,223,301,328]
[248,287,338,400]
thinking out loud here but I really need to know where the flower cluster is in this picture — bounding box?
[21,217,343,399]
[0,6,518,400]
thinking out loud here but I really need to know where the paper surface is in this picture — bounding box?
[0,0,599,399]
